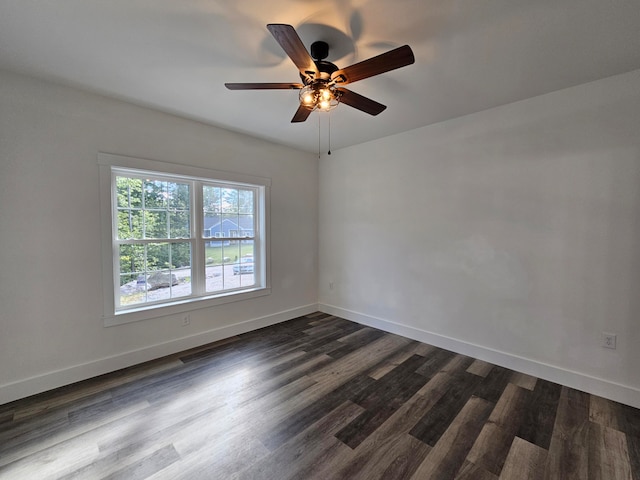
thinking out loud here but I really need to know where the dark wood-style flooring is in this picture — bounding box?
[1,312,639,479]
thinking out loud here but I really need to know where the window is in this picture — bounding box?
[99,153,270,325]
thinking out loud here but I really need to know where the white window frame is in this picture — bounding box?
[99,153,270,326]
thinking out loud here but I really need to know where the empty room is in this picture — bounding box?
[1,1,640,478]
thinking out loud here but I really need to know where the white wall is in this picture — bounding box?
[319,69,640,408]
[0,70,318,404]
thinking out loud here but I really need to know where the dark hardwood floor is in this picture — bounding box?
[1,312,639,479]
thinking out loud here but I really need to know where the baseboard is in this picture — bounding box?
[0,304,318,406]
[319,303,640,410]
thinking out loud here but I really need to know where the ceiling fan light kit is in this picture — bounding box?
[225,24,415,123]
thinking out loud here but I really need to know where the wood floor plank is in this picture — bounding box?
[473,365,514,403]
[467,359,494,378]
[11,358,184,423]
[628,434,640,480]
[413,343,437,357]
[0,408,71,454]
[352,434,431,480]
[0,437,100,480]
[336,354,432,448]
[590,394,622,430]
[588,422,633,480]
[0,400,149,468]
[499,436,548,480]
[409,365,480,446]
[163,436,269,480]
[414,348,458,379]
[544,386,591,479]
[466,423,518,476]
[0,411,14,427]
[60,434,185,480]
[337,326,381,344]
[231,401,363,480]
[455,460,499,480]
[509,371,537,391]
[308,333,413,386]
[488,383,532,428]
[133,374,317,460]
[101,444,181,480]
[409,395,494,479]
[619,402,640,440]
[617,402,640,480]
[260,373,376,450]
[367,341,423,380]
[466,383,532,475]
[516,378,562,450]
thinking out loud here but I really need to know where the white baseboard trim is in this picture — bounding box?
[0,304,318,406]
[319,303,640,410]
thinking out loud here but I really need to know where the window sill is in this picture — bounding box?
[103,287,271,327]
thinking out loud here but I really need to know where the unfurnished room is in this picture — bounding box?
[1,1,640,479]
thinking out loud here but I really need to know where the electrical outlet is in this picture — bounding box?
[329,282,334,290]
[181,314,191,327]
[602,333,617,349]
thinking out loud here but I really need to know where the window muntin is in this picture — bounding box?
[111,167,264,313]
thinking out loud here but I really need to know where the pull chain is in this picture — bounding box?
[328,111,332,155]
[318,112,321,159]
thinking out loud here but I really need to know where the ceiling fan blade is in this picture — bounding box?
[225,82,303,90]
[336,88,387,116]
[331,45,415,85]
[291,104,313,123]
[267,24,319,79]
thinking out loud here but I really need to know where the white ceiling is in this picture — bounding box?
[1,0,640,153]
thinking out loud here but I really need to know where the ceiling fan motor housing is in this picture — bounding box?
[310,41,329,60]
[300,41,338,83]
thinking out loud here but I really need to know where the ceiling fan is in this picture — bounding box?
[225,24,415,123]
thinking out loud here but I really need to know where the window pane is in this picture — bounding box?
[223,243,240,266]
[169,211,190,238]
[147,243,169,271]
[203,185,221,213]
[239,189,254,214]
[205,243,234,293]
[224,243,243,290]
[119,273,147,306]
[205,264,223,293]
[146,267,191,301]
[168,182,189,210]
[222,213,239,240]
[221,188,238,213]
[168,243,191,299]
[238,214,254,238]
[144,179,167,208]
[239,240,255,288]
[171,242,192,270]
[203,210,221,239]
[144,210,168,239]
[203,185,221,239]
[119,244,145,276]
[118,242,192,307]
[117,209,143,240]
[240,239,254,259]
[116,177,142,208]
